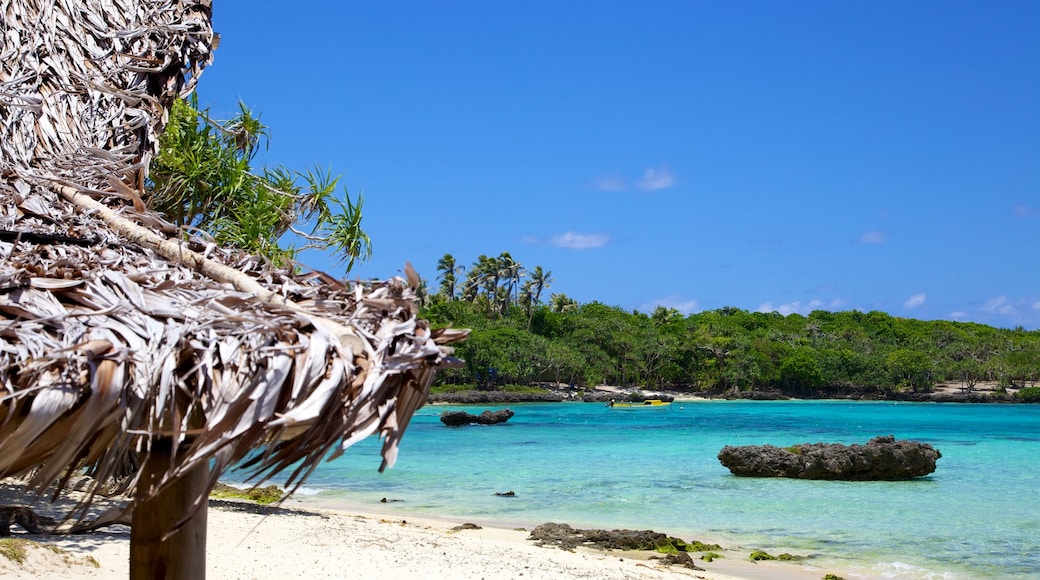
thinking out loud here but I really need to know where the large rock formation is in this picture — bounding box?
[718,435,941,480]
[439,409,515,427]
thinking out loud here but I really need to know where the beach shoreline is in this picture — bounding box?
[0,481,835,580]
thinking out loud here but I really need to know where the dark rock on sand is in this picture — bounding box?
[440,409,515,427]
[718,435,941,480]
[529,522,671,551]
[528,522,713,556]
[661,551,703,570]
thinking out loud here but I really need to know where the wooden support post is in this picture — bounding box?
[130,444,209,580]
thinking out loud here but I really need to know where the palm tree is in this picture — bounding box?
[460,254,496,311]
[476,255,500,313]
[436,253,463,300]
[495,252,523,315]
[550,293,578,313]
[529,266,552,305]
[519,279,536,329]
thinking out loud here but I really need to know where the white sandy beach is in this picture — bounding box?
[1,482,832,580]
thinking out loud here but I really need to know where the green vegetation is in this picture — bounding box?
[0,539,95,568]
[149,97,371,272]
[423,253,1040,398]
[777,553,806,561]
[700,551,723,562]
[0,538,28,564]
[748,549,804,561]
[1016,387,1040,402]
[430,383,547,395]
[653,537,722,555]
[210,483,283,504]
[823,575,847,580]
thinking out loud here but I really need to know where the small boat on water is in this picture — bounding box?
[607,399,672,409]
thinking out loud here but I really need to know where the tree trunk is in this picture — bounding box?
[130,445,208,580]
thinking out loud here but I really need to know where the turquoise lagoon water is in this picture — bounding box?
[236,401,1040,579]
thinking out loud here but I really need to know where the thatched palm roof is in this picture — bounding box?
[0,0,465,525]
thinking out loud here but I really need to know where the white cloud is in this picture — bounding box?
[548,232,610,250]
[642,295,699,315]
[860,231,886,244]
[758,301,798,316]
[636,166,677,192]
[904,293,926,309]
[1014,204,1039,218]
[594,176,628,192]
[981,295,1016,315]
[757,298,847,316]
[950,311,966,320]
[1033,301,1040,311]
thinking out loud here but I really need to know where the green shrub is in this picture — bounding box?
[1015,387,1040,402]
[499,384,551,394]
[430,384,479,393]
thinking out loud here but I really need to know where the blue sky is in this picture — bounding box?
[199,1,1039,329]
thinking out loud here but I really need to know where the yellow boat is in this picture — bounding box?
[607,399,671,409]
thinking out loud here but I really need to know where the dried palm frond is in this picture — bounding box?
[0,0,467,528]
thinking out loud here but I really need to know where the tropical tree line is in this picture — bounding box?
[422,266,1040,397]
[146,99,1037,401]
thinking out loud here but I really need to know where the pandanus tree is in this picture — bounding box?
[149,96,372,272]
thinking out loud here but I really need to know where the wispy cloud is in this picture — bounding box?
[756,298,846,316]
[1013,204,1039,218]
[904,293,926,309]
[594,166,678,193]
[641,295,700,315]
[546,231,610,250]
[859,230,887,244]
[636,166,677,192]
[969,295,1040,328]
[593,176,628,192]
[981,295,1016,315]
[950,311,966,320]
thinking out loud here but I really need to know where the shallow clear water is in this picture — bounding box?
[231,401,1040,579]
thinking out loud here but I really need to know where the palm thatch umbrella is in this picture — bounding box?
[1,1,466,577]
